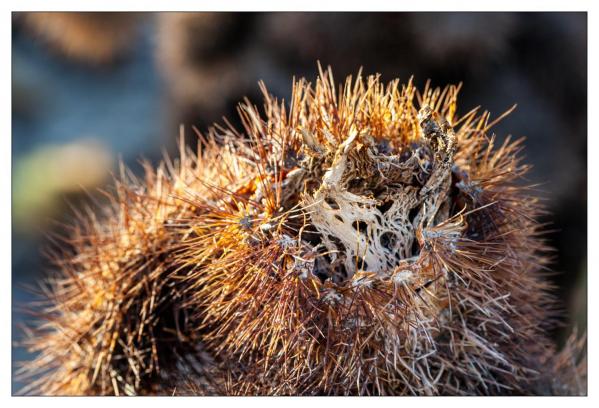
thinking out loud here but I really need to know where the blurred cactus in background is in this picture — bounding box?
[21,13,142,65]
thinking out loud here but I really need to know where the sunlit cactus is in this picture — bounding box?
[18,67,586,395]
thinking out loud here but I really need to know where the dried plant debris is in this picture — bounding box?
[17,67,586,395]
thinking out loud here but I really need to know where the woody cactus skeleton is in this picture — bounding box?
[19,67,585,395]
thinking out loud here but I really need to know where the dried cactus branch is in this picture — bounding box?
[18,67,586,396]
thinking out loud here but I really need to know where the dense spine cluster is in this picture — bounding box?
[18,68,586,395]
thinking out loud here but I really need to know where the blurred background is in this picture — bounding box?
[11,12,587,393]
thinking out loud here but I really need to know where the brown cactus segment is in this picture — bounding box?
[18,67,586,395]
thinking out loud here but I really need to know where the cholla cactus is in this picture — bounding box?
[18,67,586,395]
